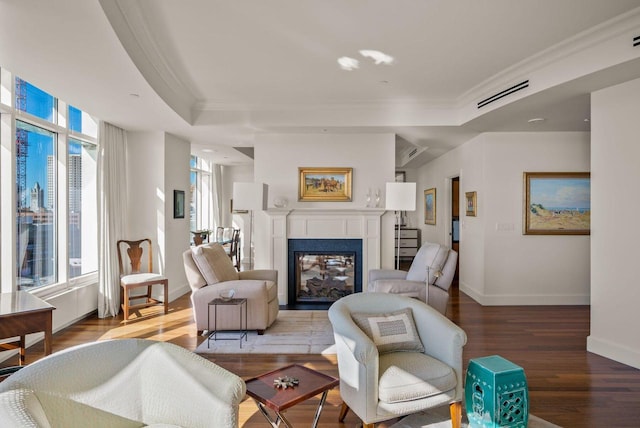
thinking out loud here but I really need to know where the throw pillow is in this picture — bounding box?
[351,308,425,354]
[191,243,239,285]
[406,243,449,284]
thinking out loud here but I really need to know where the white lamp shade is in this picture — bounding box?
[385,182,416,211]
[232,182,268,210]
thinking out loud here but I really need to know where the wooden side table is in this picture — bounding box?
[245,364,339,428]
[0,291,55,365]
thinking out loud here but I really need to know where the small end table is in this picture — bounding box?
[207,297,247,348]
[245,364,339,428]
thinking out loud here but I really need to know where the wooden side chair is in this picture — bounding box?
[116,238,169,320]
[216,227,241,270]
[228,228,241,271]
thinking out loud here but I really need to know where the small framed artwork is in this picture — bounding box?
[395,171,406,183]
[173,190,185,219]
[465,191,477,216]
[523,172,590,235]
[424,188,436,225]
[299,167,353,201]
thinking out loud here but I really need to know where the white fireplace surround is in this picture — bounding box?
[265,209,385,305]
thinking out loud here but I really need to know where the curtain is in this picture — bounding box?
[97,122,128,318]
[212,163,223,228]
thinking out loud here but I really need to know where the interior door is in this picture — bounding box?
[451,177,460,279]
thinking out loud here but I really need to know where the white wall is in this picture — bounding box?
[248,133,397,270]
[418,131,590,305]
[589,78,640,369]
[127,131,191,301]
[220,164,253,228]
[164,133,191,298]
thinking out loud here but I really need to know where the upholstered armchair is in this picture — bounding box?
[0,339,246,427]
[328,293,467,428]
[369,242,458,315]
[183,242,279,335]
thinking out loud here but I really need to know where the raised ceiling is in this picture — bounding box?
[2,0,640,165]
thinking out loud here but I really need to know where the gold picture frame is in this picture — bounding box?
[424,188,436,225]
[465,191,477,216]
[523,172,590,235]
[299,167,353,201]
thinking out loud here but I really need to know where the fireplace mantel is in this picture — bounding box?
[265,208,385,304]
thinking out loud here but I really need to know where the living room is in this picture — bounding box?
[2,1,640,427]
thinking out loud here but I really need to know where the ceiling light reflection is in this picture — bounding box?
[338,56,359,71]
[359,50,394,65]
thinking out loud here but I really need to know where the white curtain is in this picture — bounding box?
[212,163,223,228]
[97,122,128,318]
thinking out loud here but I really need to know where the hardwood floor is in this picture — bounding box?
[2,285,640,427]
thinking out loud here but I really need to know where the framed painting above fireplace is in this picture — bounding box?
[299,167,352,202]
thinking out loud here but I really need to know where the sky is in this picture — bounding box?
[17,80,84,207]
[530,178,591,210]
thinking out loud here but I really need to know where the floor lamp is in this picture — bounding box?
[232,182,268,270]
[385,182,416,270]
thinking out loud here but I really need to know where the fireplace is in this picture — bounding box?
[288,239,362,305]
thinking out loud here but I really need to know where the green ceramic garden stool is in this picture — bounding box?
[465,355,529,428]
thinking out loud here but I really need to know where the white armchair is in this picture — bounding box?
[369,242,458,315]
[0,339,246,428]
[328,292,467,428]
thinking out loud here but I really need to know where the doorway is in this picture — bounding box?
[451,177,460,279]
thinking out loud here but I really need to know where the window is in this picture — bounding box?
[16,78,55,123]
[68,138,98,278]
[189,155,212,237]
[16,121,57,289]
[190,168,197,232]
[69,105,98,138]
[3,74,99,291]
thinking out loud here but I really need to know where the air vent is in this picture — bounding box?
[408,148,418,158]
[634,36,640,47]
[477,80,529,109]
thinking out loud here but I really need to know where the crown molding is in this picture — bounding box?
[100,0,197,123]
[459,6,640,107]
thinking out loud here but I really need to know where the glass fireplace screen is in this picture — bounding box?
[295,252,355,302]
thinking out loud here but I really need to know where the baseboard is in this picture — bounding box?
[459,282,590,305]
[168,283,191,302]
[587,335,640,370]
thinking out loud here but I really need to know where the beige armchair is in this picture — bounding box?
[183,242,279,335]
[369,242,458,315]
[328,293,467,428]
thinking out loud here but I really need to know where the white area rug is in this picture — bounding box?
[194,310,336,354]
[389,406,562,428]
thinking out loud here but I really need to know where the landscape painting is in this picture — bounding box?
[523,172,590,235]
[299,167,352,201]
[424,188,436,225]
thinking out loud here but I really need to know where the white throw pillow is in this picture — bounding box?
[351,308,425,354]
[406,243,449,284]
[191,243,239,285]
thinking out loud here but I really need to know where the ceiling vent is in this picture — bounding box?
[634,36,640,47]
[398,145,428,168]
[477,80,529,109]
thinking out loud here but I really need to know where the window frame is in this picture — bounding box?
[0,71,99,297]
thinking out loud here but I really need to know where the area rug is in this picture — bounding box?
[194,310,336,354]
[389,405,562,428]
